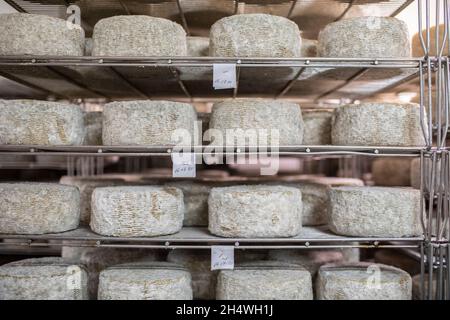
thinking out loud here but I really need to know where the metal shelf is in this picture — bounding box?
[0,56,420,101]
[0,226,423,250]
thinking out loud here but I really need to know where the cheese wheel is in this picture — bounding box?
[300,39,318,57]
[0,258,88,300]
[62,247,160,299]
[90,186,184,237]
[0,183,80,234]
[208,185,302,238]
[0,13,84,56]
[209,99,304,146]
[0,100,85,145]
[83,111,102,145]
[98,262,192,300]
[187,36,209,56]
[217,261,313,300]
[210,14,301,58]
[167,250,215,300]
[59,176,124,225]
[317,263,412,300]
[371,158,412,186]
[332,103,426,147]
[318,17,410,58]
[302,110,332,145]
[328,186,421,237]
[92,16,186,56]
[102,100,197,146]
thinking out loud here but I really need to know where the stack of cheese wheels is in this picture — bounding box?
[0,100,85,145]
[187,36,209,56]
[0,258,88,300]
[331,103,426,147]
[98,262,193,300]
[62,247,160,299]
[92,16,186,56]
[90,186,184,237]
[316,263,412,300]
[328,186,421,237]
[210,14,301,57]
[300,39,318,57]
[0,13,84,56]
[267,249,347,276]
[167,250,216,300]
[208,185,302,238]
[412,25,448,57]
[59,176,123,225]
[371,158,413,186]
[102,100,197,146]
[302,110,333,145]
[83,112,103,145]
[318,17,410,58]
[208,99,304,146]
[216,261,313,300]
[0,183,80,234]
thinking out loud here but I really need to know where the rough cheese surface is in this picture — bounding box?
[0,183,80,234]
[0,257,88,300]
[59,176,124,225]
[331,103,426,147]
[217,261,313,300]
[302,110,332,145]
[102,100,197,146]
[328,186,421,237]
[0,13,84,56]
[372,158,412,186]
[318,17,410,58]
[187,36,209,56]
[90,186,184,237]
[92,15,186,56]
[209,99,304,146]
[98,262,192,300]
[167,250,216,300]
[210,14,301,57]
[0,100,85,145]
[316,263,412,300]
[208,185,302,238]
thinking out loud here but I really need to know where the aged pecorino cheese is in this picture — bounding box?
[0,13,84,56]
[316,263,412,300]
[331,103,426,147]
[98,262,192,300]
[318,17,410,58]
[59,176,124,225]
[210,14,301,57]
[62,247,160,299]
[90,186,184,237]
[187,36,209,56]
[371,158,412,186]
[0,100,85,145]
[209,99,304,146]
[300,39,318,57]
[208,185,302,238]
[83,111,102,145]
[167,250,215,300]
[102,100,197,146]
[302,110,333,145]
[328,186,421,237]
[0,183,80,234]
[0,257,88,300]
[92,15,186,56]
[216,261,313,300]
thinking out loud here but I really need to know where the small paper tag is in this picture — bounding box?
[171,152,196,178]
[211,246,234,270]
[213,64,237,90]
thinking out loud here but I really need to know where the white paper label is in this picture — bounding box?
[171,152,196,178]
[211,246,234,270]
[213,64,237,89]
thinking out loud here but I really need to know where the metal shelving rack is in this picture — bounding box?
[0,0,448,300]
